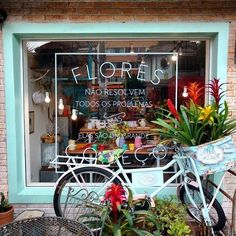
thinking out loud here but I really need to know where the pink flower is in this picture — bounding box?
[208,78,225,109]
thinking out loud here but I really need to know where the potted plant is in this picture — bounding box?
[0,192,14,226]
[96,128,113,150]
[152,78,236,146]
[98,184,191,236]
[111,122,129,148]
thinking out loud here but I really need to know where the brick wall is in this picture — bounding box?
[0,29,7,196]
[0,0,236,224]
[222,21,236,225]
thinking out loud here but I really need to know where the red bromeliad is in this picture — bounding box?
[167,99,180,121]
[104,183,127,223]
[208,78,225,110]
[187,82,204,105]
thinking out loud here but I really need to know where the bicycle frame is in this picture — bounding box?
[52,147,226,235]
[54,150,193,200]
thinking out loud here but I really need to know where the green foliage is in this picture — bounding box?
[101,194,191,235]
[153,196,190,235]
[111,122,129,138]
[97,128,112,144]
[0,192,11,213]
[152,79,236,146]
[152,100,211,146]
[102,198,159,236]
[152,82,236,146]
[167,220,191,236]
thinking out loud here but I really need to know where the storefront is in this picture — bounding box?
[0,1,235,222]
[2,22,229,204]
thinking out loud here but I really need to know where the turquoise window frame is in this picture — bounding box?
[3,22,229,203]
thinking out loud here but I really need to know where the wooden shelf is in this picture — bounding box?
[66,145,154,155]
[79,126,153,134]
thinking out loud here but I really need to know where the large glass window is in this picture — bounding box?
[23,39,206,185]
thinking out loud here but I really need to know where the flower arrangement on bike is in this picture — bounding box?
[152,78,236,146]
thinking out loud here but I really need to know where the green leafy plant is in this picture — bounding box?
[97,128,113,144]
[0,192,11,213]
[101,184,157,236]
[167,220,191,236]
[111,122,129,138]
[153,196,191,235]
[94,184,191,236]
[152,78,236,146]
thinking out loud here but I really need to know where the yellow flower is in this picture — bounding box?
[199,106,214,122]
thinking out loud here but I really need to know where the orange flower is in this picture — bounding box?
[188,82,204,105]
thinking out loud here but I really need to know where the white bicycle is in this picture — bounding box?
[51,136,236,233]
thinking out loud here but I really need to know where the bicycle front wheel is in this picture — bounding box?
[179,184,226,231]
[54,166,120,220]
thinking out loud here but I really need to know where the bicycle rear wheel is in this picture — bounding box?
[179,184,226,231]
[53,166,120,232]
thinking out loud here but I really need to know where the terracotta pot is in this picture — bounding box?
[0,205,14,226]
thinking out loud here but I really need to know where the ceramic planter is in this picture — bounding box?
[0,205,14,226]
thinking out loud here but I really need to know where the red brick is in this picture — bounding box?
[90,15,113,22]
[121,8,146,16]
[68,15,91,22]
[22,15,45,21]
[145,8,171,15]
[44,15,68,21]
[113,15,135,22]
[99,8,123,15]
[45,2,69,8]
[77,8,99,15]
[134,15,155,22]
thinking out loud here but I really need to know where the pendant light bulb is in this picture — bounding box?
[45,92,50,103]
[141,57,145,64]
[71,109,77,120]
[58,98,64,110]
[130,44,134,54]
[182,86,188,98]
[178,46,183,56]
[171,50,177,61]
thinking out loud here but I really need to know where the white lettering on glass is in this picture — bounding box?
[71,67,81,84]
[151,69,163,85]
[137,63,148,81]
[121,62,132,79]
[100,61,116,78]
[86,64,97,80]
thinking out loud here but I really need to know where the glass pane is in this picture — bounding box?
[24,39,206,184]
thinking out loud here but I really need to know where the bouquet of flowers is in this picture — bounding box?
[111,122,129,138]
[152,78,236,146]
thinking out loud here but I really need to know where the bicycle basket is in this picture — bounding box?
[183,135,236,175]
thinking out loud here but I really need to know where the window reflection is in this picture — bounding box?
[25,40,206,184]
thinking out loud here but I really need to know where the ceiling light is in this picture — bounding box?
[171,50,177,61]
[178,46,183,56]
[44,92,50,103]
[58,98,64,110]
[130,44,134,54]
[182,86,188,98]
[71,109,77,120]
[141,57,145,64]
